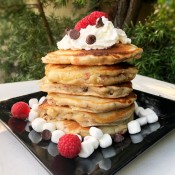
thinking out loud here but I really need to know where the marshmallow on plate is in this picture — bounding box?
[28,110,38,122]
[43,122,56,133]
[84,136,99,149]
[127,120,141,134]
[39,96,46,104]
[136,117,147,126]
[29,98,38,108]
[78,141,94,158]
[31,118,46,132]
[89,127,103,140]
[51,130,65,143]
[99,134,112,148]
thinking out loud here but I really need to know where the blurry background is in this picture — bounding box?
[0,0,174,83]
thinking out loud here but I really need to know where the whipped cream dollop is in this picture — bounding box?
[57,17,131,50]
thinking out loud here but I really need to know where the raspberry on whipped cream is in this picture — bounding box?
[57,16,131,50]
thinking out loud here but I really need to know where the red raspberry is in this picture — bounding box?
[11,101,30,120]
[75,11,108,31]
[58,134,81,159]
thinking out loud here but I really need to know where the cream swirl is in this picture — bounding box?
[57,17,131,50]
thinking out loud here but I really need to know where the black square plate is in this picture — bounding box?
[0,90,175,175]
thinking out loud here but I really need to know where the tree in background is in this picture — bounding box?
[0,0,175,83]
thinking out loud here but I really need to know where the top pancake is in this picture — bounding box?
[42,43,143,65]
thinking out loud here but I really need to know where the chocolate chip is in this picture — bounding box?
[113,133,125,143]
[86,35,96,45]
[69,29,80,40]
[82,87,88,92]
[41,129,52,141]
[96,17,104,28]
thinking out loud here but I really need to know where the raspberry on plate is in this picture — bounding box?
[58,134,81,159]
[75,11,108,31]
[11,101,30,120]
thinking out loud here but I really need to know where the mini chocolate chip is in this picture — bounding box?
[113,133,125,143]
[69,29,80,40]
[109,90,114,95]
[82,87,88,92]
[86,35,96,45]
[42,129,52,141]
[96,17,104,28]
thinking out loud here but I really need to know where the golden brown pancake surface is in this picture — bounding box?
[42,43,143,65]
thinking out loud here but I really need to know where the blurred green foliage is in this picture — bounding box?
[0,0,175,83]
[125,1,175,83]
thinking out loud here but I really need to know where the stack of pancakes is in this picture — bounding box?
[39,43,143,136]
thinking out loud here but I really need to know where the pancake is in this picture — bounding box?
[39,102,135,127]
[45,62,138,86]
[42,43,142,65]
[46,92,136,113]
[55,116,133,137]
[40,77,132,98]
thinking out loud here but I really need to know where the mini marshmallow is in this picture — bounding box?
[137,107,146,117]
[99,159,111,170]
[29,98,38,108]
[127,120,141,134]
[43,122,56,133]
[89,127,103,140]
[146,113,158,124]
[99,134,112,148]
[31,118,46,133]
[75,134,82,142]
[31,103,39,111]
[39,96,46,104]
[51,130,65,143]
[28,130,42,144]
[78,141,94,158]
[135,106,144,116]
[28,110,39,122]
[84,136,99,149]
[136,117,147,126]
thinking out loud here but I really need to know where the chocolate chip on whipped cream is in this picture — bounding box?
[96,17,104,28]
[86,35,96,45]
[69,29,80,40]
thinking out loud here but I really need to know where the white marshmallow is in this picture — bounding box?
[31,118,46,132]
[134,101,139,108]
[84,136,99,149]
[138,107,153,118]
[137,107,146,117]
[39,96,46,104]
[43,122,56,133]
[75,134,82,142]
[78,141,94,158]
[147,113,158,123]
[135,107,144,116]
[28,130,42,143]
[127,120,141,134]
[51,130,65,143]
[29,98,38,108]
[99,134,112,148]
[99,159,111,170]
[31,103,39,111]
[136,117,147,126]
[28,110,39,122]
[89,127,103,140]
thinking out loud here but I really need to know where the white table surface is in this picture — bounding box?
[0,74,175,175]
